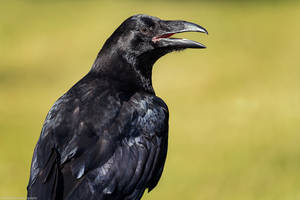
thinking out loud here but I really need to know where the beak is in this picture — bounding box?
[153,20,208,49]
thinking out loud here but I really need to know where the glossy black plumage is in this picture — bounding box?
[27,14,207,200]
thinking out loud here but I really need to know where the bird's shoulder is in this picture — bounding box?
[125,92,169,136]
[40,75,169,140]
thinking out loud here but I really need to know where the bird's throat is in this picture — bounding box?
[90,50,155,94]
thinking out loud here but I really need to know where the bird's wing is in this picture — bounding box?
[27,95,75,200]
[63,94,169,200]
[27,91,169,200]
[27,147,63,200]
[27,89,122,199]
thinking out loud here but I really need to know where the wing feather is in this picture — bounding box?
[27,87,169,200]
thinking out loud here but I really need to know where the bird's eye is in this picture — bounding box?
[140,27,149,34]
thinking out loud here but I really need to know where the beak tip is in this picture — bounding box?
[200,27,208,35]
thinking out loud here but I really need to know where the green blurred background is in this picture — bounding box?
[1,0,300,199]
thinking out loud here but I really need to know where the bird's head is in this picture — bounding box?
[92,14,208,93]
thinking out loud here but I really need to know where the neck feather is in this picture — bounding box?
[90,48,155,94]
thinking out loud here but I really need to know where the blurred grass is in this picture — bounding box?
[1,0,300,199]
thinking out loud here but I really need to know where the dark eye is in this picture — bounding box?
[140,27,149,34]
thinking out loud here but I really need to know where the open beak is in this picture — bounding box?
[153,20,208,49]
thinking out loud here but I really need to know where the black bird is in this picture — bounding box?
[27,14,207,200]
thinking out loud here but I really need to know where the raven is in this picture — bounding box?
[27,14,207,200]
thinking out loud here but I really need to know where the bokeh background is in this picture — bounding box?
[1,0,300,199]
